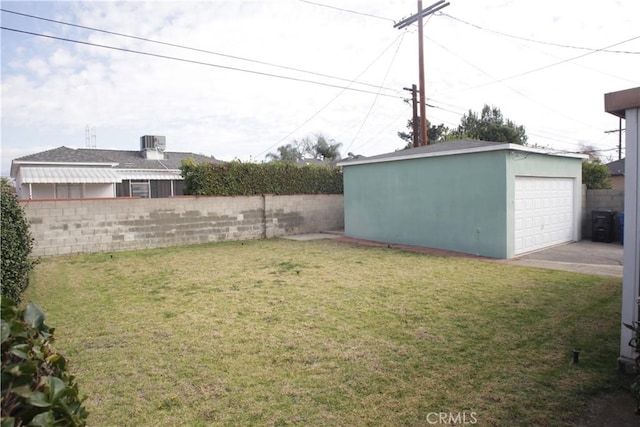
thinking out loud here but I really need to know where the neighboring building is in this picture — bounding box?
[10,136,217,200]
[606,158,625,190]
[338,139,587,259]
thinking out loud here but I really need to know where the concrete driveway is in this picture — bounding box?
[509,240,624,277]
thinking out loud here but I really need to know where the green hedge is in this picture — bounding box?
[180,160,343,196]
[1,186,34,304]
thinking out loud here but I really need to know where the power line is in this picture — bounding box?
[296,0,394,22]
[425,98,467,112]
[0,8,400,95]
[254,33,406,159]
[490,30,638,84]
[526,130,586,147]
[346,31,406,153]
[424,98,586,141]
[429,103,465,116]
[439,12,640,54]
[425,98,604,147]
[547,146,622,157]
[1,26,406,100]
[351,104,413,154]
[350,12,448,152]
[435,12,637,84]
[433,34,640,96]
[400,97,615,152]
[425,35,603,131]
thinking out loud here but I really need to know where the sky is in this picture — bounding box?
[1,0,639,176]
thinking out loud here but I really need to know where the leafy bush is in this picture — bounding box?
[180,160,343,196]
[1,186,34,303]
[582,160,612,189]
[1,298,88,426]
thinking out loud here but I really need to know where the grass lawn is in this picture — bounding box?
[24,239,623,426]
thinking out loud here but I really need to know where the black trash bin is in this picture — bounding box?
[619,212,624,245]
[591,210,616,243]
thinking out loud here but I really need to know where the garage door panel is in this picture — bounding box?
[514,177,574,255]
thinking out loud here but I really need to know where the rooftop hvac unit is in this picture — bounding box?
[140,135,166,151]
[154,136,166,151]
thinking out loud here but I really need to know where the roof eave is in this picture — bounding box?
[13,160,119,167]
[604,87,640,119]
[337,143,587,167]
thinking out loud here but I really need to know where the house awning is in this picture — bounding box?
[20,167,121,184]
[117,170,183,181]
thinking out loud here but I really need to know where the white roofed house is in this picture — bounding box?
[10,136,218,200]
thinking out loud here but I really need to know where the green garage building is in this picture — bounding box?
[338,140,586,259]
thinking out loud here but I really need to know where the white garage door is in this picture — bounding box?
[514,177,574,255]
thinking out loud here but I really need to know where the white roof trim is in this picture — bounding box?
[10,161,119,178]
[117,169,182,181]
[20,167,121,184]
[338,144,588,166]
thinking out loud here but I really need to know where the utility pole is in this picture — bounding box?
[417,1,427,146]
[605,117,626,160]
[618,117,623,160]
[395,0,450,146]
[403,84,419,147]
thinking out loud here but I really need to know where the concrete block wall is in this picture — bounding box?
[23,194,344,257]
[583,189,625,240]
[264,194,344,238]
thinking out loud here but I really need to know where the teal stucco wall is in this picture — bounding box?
[343,150,509,258]
[343,148,583,259]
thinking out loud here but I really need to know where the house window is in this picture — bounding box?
[116,180,130,197]
[174,180,185,196]
[55,183,83,199]
[130,181,150,198]
[150,180,172,198]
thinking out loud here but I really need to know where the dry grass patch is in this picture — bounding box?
[24,239,623,426]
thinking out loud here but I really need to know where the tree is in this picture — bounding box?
[582,159,612,189]
[1,177,14,192]
[578,143,600,162]
[309,134,342,161]
[266,133,342,162]
[578,143,613,189]
[266,143,303,162]
[1,183,34,303]
[398,119,449,148]
[450,104,527,144]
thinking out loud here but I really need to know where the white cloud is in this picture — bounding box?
[25,58,50,77]
[1,0,639,175]
[49,48,74,68]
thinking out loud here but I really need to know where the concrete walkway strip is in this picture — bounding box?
[283,233,343,241]
[510,259,623,277]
